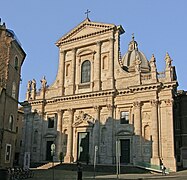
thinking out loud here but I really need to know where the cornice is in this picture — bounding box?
[57,27,114,46]
[28,90,115,105]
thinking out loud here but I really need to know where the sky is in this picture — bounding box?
[1,0,187,102]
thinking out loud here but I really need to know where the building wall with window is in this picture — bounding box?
[21,18,179,171]
[0,22,26,168]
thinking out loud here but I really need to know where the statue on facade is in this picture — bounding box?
[32,79,36,91]
[165,52,172,69]
[150,54,157,71]
[40,76,47,89]
[134,55,141,72]
[27,80,31,92]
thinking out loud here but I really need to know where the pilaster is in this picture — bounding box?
[94,41,101,91]
[162,99,176,172]
[150,99,160,165]
[108,38,115,89]
[70,48,76,94]
[59,50,66,95]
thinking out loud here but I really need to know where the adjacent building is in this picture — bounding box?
[0,21,26,168]
[174,91,187,168]
[21,18,179,171]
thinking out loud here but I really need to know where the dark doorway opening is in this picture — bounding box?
[77,132,89,163]
[46,141,53,161]
[120,139,130,164]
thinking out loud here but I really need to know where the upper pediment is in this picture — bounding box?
[56,18,119,46]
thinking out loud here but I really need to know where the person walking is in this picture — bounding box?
[77,162,83,180]
[161,162,166,175]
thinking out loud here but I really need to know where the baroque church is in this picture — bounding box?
[21,18,178,172]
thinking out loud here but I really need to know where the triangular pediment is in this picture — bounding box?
[73,111,95,128]
[56,18,117,46]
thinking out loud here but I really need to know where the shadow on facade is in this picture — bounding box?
[21,109,153,167]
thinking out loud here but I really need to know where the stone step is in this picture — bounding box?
[54,163,150,174]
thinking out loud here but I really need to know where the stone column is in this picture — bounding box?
[133,101,142,135]
[108,38,115,89]
[64,109,74,163]
[150,99,160,165]
[55,110,63,161]
[133,101,142,162]
[106,104,114,163]
[94,41,101,91]
[71,48,76,94]
[59,50,65,95]
[93,106,101,163]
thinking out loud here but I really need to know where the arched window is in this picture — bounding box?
[12,82,16,98]
[81,60,91,83]
[33,130,38,144]
[9,115,14,131]
[14,57,18,71]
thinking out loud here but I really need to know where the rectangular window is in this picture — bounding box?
[120,111,129,124]
[5,144,11,163]
[48,117,55,128]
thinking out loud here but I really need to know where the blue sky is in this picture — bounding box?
[1,0,187,102]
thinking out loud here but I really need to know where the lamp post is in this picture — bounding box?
[116,139,121,179]
[51,143,55,180]
[93,145,98,179]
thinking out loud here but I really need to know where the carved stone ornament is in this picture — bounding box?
[73,111,95,128]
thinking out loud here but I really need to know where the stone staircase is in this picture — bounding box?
[54,163,150,174]
[36,162,60,169]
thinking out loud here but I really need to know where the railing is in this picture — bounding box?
[134,161,170,174]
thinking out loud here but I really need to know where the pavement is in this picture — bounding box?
[29,168,187,180]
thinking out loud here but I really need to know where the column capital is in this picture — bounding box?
[151,99,159,107]
[133,101,142,108]
[71,48,77,53]
[108,37,115,42]
[165,99,174,106]
[94,106,101,112]
[106,104,114,111]
[60,49,66,54]
[67,108,74,113]
[96,41,102,46]
[57,109,64,114]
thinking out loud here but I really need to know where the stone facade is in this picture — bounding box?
[21,18,178,171]
[0,22,26,168]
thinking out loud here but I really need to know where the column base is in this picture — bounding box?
[64,155,74,163]
[151,157,160,166]
[163,157,177,172]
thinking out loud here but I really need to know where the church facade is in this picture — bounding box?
[21,18,178,171]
